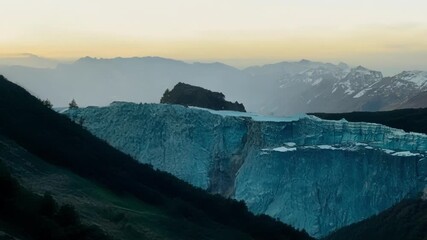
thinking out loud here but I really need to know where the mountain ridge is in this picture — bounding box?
[1,56,426,114]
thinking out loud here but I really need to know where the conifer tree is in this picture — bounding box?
[69,99,78,109]
[41,99,53,108]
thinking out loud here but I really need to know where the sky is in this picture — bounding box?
[1,0,427,74]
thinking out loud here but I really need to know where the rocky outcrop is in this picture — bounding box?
[160,82,246,112]
[65,103,427,237]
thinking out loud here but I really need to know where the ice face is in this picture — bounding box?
[65,103,427,237]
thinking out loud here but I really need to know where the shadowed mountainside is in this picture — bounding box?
[0,158,111,240]
[323,198,427,240]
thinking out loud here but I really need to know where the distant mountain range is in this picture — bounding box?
[1,57,426,114]
[246,61,427,114]
[0,53,60,68]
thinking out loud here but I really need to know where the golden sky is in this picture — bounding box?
[1,0,427,72]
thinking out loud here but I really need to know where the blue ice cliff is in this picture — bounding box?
[65,102,427,237]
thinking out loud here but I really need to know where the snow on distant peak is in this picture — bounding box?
[353,66,372,74]
[353,87,373,98]
[335,66,383,96]
[397,71,427,87]
[312,78,323,86]
[350,66,383,79]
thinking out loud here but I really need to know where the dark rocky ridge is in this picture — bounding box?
[160,82,246,112]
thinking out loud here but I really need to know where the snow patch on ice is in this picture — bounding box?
[190,107,306,122]
[383,149,395,154]
[273,146,297,152]
[392,151,421,157]
[263,146,297,152]
[318,145,339,150]
[355,143,368,146]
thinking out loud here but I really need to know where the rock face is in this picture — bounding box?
[245,63,427,115]
[65,103,427,237]
[160,82,246,112]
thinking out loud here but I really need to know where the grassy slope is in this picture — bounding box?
[0,137,249,240]
[312,108,427,134]
[0,158,110,240]
[0,75,311,240]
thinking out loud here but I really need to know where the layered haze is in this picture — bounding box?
[1,0,427,74]
[1,57,427,115]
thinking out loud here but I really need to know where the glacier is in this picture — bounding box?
[65,102,427,237]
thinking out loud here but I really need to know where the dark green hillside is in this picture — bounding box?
[0,136,252,240]
[0,159,110,240]
[323,198,427,240]
[0,75,311,240]
[312,108,427,134]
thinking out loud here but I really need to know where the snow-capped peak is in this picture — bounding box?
[350,66,383,79]
[333,66,383,96]
[396,71,427,88]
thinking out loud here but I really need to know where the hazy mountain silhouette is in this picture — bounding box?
[1,57,426,114]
